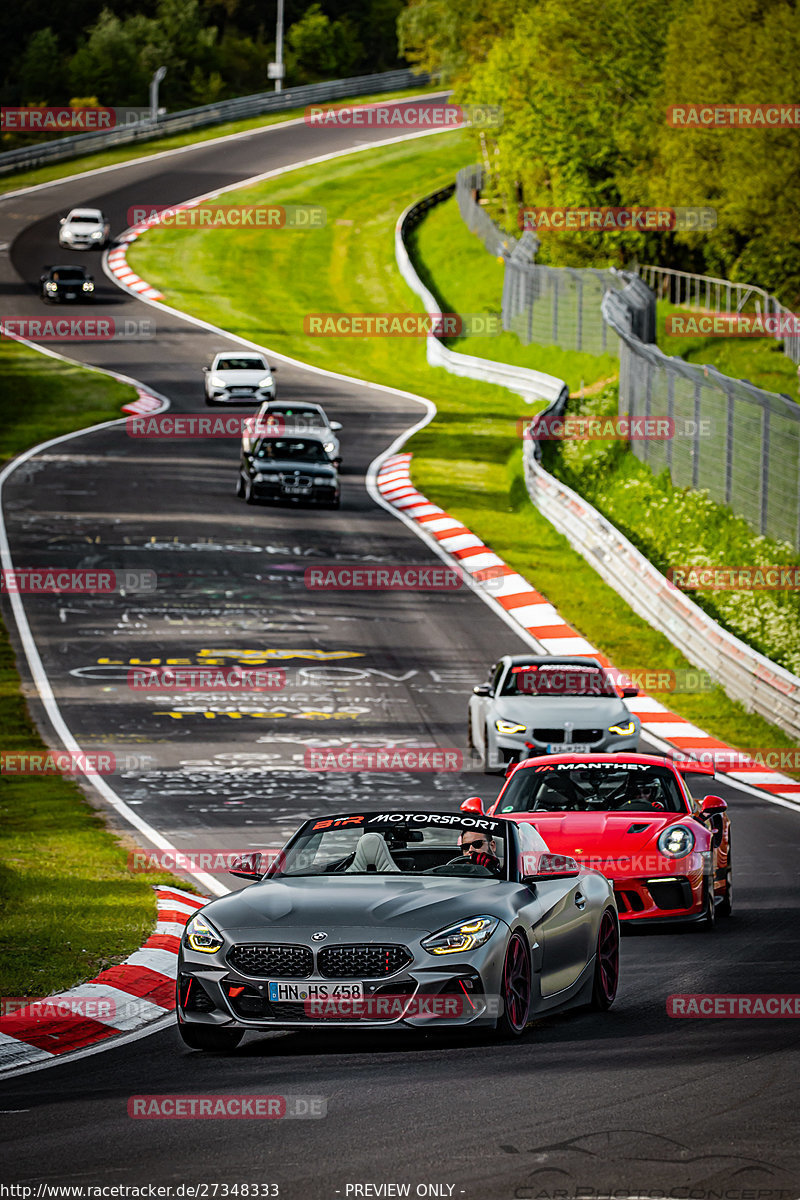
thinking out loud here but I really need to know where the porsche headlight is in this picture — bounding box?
[608,719,636,736]
[184,913,224,953]
[421,916,499,955]
[45,282,58,291]
[82,281,94,292]
[657,826,695,858]
[495,719,526,735]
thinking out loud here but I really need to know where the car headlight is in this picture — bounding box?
[657,825,695,857]
[90,229,104,239]
[495,719,526,735]
[184,913,224,953]
[421,916,499,955]
[608,719,636,736]
[45,282,58,291]
[82,281,94,292]
[313,475,331,485]
[323,442,335,453]
[210,375,226,388]
[254,473,264,483]
[257,377,273,388]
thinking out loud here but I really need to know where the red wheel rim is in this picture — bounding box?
[503,935,530,1032]
[597,911,619,1003]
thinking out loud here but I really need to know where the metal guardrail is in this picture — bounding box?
[637,263,800,366]
[0,69,431,177]
[396,187,567,405]
[522,441,800,741]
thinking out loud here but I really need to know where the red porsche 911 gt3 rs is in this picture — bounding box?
[461,753,731,928]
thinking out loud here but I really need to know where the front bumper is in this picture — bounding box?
[207,387,276,404]
[495,729,640,764]
[177,935,508,1033]
[251,479,338,504]
[606,852,709,923]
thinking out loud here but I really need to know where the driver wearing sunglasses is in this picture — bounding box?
[457,831,502,876]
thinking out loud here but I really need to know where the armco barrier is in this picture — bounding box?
[396,189,567,406]
[522,433,800,741]
[398,180,800,742]
[0,70,431,176]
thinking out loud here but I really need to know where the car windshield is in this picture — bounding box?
[497,763,687,813]
[270,409,325,427]
[500,663,618,697]
[52,269,86,280]
[217,357,265,371]
[266,814,508,879]
[254,438,328,462]
[70,213,101,223]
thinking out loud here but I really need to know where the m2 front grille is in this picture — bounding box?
[227,943,313,978]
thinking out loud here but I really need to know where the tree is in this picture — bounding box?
[18,27,65,104]
[286,3,361,83]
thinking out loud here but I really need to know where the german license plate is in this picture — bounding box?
[65,292,76,299]
[268,980,364,1002]
[284,485,310,495]
[547,742,591,754]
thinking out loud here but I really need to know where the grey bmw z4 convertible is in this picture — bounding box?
[176,810,620,1051]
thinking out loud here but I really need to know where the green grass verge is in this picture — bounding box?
[409,195,619,393]
[0,87,434,197]
[656,300,799,401]
[0,339,133,464]
[0,339,199,999]
[128,132,797,762]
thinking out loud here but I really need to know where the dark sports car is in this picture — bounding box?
[463,753,731,927]
[40,265,95,303]
[176,810,620,1052]
[236,432,339,508]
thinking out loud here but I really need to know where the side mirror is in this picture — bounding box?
[523,852,581,881]
[202,366,209,372]
[59,217,66,225]
[621,685,639,697]
[330,421,342,431]
[460,796,485,814]
[473,684,493,696]
[269,365,278,372]
[228,852,263,880]
[700,794,727,816]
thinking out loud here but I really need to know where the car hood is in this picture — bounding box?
[511,812,689,856]
[217,369,270,385]
[252,456,334,473]
[64,220,102,232]
[493,696,634,726]
[200,875,520,937]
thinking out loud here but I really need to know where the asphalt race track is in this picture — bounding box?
[1,98,799,1199]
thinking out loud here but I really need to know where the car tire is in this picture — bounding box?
[717,845,732,917]
[697,876,716,931]
[177,1022,244,1053]
[589,909,619,1010]
[495,931,531,1037]
[244,479,255,505]
[235,474,245,498]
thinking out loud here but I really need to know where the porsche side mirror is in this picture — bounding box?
[523,852,581,881]
[228,852,263,880]
[330,421,342,431]
[473,684,493,696]
[460,796,484,814]
[700,794,727,815]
